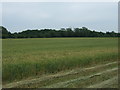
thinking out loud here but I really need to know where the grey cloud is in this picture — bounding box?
[2,2,118,33]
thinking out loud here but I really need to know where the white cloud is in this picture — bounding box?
[0,3,2,25]
[1,0,119,2]
[2,2,118,32]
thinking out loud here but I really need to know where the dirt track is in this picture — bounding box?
[87,76,118,88]
[3,61,118,88]
[44,68,117,88]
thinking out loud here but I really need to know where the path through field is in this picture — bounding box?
[3,61,118,88]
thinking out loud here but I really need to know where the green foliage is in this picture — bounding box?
[1,26,119,39]
[0,26,12,38]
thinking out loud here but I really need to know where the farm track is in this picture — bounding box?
[87,76,118,88]
[44,68,118,88]
[3,61,118,88]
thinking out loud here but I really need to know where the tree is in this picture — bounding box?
[0,26,12,38]
[1,26,119,38]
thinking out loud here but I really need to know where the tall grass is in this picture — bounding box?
[2,38,118,83]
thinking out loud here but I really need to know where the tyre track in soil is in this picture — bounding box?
[3,61,117,88]
[44,68,118,88]
[87,76,118,88]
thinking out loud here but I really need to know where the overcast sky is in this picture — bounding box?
[2,2,118,33]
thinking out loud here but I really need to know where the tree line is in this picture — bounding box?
[0,26,119,39]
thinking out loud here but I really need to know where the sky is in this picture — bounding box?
[1,2,118,33]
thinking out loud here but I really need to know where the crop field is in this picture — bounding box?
[2,38,118,88]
